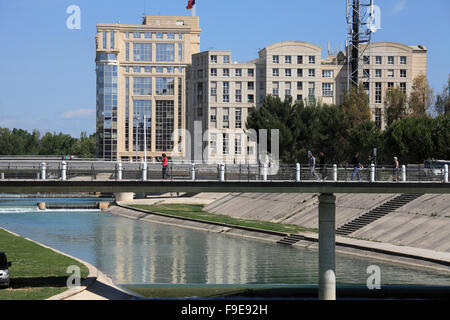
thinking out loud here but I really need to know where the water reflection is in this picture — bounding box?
[0,199,449,286]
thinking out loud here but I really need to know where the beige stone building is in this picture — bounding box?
[187,41,427,163]
[95,16,201,161]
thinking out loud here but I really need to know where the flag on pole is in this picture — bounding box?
[186,0,195,10]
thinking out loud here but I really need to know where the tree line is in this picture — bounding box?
[0,129,96,158]
[246,75,450,165]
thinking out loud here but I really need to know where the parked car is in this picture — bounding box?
[0,252,12,288]
[424,160,450,176]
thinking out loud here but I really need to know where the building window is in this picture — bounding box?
[133,100,152,152]
[400,82,407,94]
[211,68,217,76]
[125,42,130,61]
[156,32,163,39]
[297,81,303,90]
[223,68,230,77]
[375,108,382,129]
[223,82,229,102]
[133,32,141,39]
[400,69,407,78]
[375,69,382,78]
[110,31,114,49]
[178,43,183,62]
[133,43,152,61]
[297,56,303,64]
[400,56,407,65]
[156,78,174,95]
[248,82,254,90]
[273,55,279,64]
[235,135,241,155]
[167,32,175,39]
[297,69,303,77]
[133,66,141,73]
[364,69,370,77]
[156,43,174,62]
[388,56,394,65]
[133,77,152,95]
[210,108,217,122]
[322,70,333,78]
[375,82,382,103]
[235,83,242,102]
[285,56,291,64]
[387,69,394,78]
[387,82,394,93]
[248,94,254,103]
[363,56,370,64]
[156,66,164,73]
[296,94,303,102]
[273,82,279,96]
[223,133,229,154]
[223,55,230,64]
[376,56,382,64]
[248,69,254,77]
[285,82,291,97]
[235,108,242,129]
[144,32,152,39]
[178,33,183,39]
[144,66,152,73]
[308,56,315,64]
[322,83,333,96]
[211,55,217,64]
[211,82,217,96]
[285,69,291,77]
[308,82,315,101]
[308,69,315,77]
[155,100,174,151]
[273,68,279,77]
[235,68,242,77]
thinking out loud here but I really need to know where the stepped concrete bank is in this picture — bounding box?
[107,193,450,273]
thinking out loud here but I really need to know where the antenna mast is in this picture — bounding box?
[346,0,374,91]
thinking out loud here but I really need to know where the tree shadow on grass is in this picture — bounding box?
[10,277,72,289]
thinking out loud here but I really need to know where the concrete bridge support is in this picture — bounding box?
[114,192,134,202]
[318,193,336,300]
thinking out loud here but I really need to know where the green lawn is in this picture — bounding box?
[0,229,89,300]
[129,203,317,234]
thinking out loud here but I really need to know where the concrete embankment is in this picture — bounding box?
[106,193,450,273]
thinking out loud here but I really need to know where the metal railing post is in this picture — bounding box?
[116,162,123,181]
[191,163,196,181]
[141,162,147,181]
[444,164,449,183]
[61,161,67,181]
[262,163,268,181]
[295,163,301,182]
[370,163,375,182]
[402,165,406,182]
[333,164,337,182]
[40,162,46,180]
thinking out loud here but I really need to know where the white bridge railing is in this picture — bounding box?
[0,161,448,183]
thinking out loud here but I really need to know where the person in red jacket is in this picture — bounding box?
[162,153,170,179]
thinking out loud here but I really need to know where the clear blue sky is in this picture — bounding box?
[0,0,449,137]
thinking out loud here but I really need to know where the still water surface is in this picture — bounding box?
[0,197,449,286]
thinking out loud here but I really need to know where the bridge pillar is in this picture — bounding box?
[114,193,134,202]
[318,193,336,300]
[370,163,375,182]
[191,163,196,181]
[61,161,67,181]
[402,165,407,182]
[40,162,46,180]
[116,162,123,181]
[219,164,225,182]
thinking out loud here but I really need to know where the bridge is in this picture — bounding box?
[1,160,449,300]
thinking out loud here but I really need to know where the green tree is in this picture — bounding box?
[340,85,371,129]
[70,132,96,158]
[434,74,450,116]
[38,132,76,155]
[384,87,408,127]
[409,74,434,116]
[348,121,382,164]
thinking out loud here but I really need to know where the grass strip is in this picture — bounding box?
[129,204,317,235]
[0,229,89,300]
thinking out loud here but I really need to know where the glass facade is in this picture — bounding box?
[133,100,152,152]
[156,43,175,62]
[96,63,118,161]
[133,77,152,95]
[156,77,174,95]
[133,43,152,61]
[156,100,174,151]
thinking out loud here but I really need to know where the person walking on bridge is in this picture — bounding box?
[351,152,362,181]
[308,151,320,180]
[162,153,170,179]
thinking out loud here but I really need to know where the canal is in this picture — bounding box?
[0,197,449,292]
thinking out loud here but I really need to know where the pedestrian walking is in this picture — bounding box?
[308,151,320,180]
[393,156,400,181]
[351,152,362,181]
[162,153,170,179]
[319,151,327,180]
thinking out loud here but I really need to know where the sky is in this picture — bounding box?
[0,0,449,137]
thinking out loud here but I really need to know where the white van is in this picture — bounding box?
[0,252,12,288]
